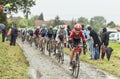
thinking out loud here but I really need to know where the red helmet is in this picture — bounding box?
[74,24,81,31]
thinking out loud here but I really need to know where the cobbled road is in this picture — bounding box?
[17,39,118,79]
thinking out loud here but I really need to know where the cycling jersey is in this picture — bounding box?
[29,30,33,36]
[46,29,54,38]
[70,29,85,41]
[69,29,85,46]
[34,29,39,38]
[39,28,47,37]
[56,29,68,41]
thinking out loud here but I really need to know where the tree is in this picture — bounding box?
[90,16,106,30]
[107,21,116,28]
[53,16,64,27]
[18,18,28,28]
[70,18,76,28]
[28,15,39,27]
[0,0,36,20]
[39,13,44,21]
[0,13,7,24]
[77,17,89,25]
[90,16,106,27]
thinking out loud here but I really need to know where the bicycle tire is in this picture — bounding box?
[42,38,45,54]
[58,42,61,63]
[30,38,33,47]
[61,47,64,64]
[60,42,64,64]
[48,40,52,56]
[72,61,76,75]
[74,54,80,78]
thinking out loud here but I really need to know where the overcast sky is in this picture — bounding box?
[14,0,120,25]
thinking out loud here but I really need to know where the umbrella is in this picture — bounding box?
[0,23,6,30]
[106,47,113,61]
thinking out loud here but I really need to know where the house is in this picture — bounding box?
[35,20,54,27]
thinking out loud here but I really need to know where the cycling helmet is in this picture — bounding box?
[41,24,46,28]
[74,24,81,31]
[60,25,64,29]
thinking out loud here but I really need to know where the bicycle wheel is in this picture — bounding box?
[74,54,80,78]
[72,61,76,75]
[42,39,45,54]
[61,43,64,64]
[48,40,52,56]
[59,42,64,64]
[30,37,33,47]
[57,43,61,63]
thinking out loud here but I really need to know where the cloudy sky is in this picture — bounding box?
[14,0,120,25]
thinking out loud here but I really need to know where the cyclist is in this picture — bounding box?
[34,27,40,48]
[53,26,58,40]
[29,28,34,38]
[21,28,26,43]
[39,24,47,50]
[69,23,86,69]
[56,25,68,43]
[55,25,68,58]
[39,24,47,37]
[66,25,71,48]
[46,26,54,50]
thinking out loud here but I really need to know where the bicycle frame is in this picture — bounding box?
[57,41,64,64]
[72,45,81,78]
[48,38,53,56]
[41,37,46,54]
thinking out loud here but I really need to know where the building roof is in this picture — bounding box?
[35,20,54,26]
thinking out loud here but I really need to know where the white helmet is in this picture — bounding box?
[60,25,64,29]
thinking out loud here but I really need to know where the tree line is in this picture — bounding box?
[11,13,116,31]
[0,0,116,30]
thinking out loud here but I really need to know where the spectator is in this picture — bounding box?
[87,26,101,60]
[81,24,87,38]
[1,27,6,42]
[66,25,71,36]
[101,27,109,59]
[10,24,18,46]
[82,24,87,55]
[86,25,94,59]
[66,25,71,48]
[6,27,11,41]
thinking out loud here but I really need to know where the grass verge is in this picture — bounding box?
[0,35,30,79]
[65,42,120,78]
